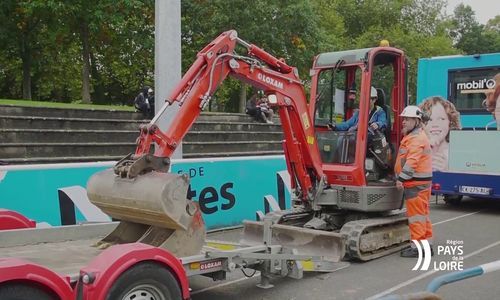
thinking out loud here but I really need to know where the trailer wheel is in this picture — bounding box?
[0,283,56,300]
[106,262,182,300]
[444,195,463,206]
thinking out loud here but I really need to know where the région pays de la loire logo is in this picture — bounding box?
[412,239,464,271]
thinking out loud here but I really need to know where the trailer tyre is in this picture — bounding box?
[106,262,182,300]
[0,283,56,300]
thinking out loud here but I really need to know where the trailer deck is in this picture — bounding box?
[0,221,345,289]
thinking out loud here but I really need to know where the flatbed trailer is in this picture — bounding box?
[0,222,346,300]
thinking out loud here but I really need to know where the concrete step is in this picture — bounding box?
[0,105,285,164]
[190,121,281,132]
[197,112,280,124]
[0,129,282,144]
[197,112,258,123]
[183,140,283,154]
[0,105,268,123]
[183,150,284,158]
[0,143,136,158]
[0,129,139,144]
[0,150,285,164]
[1,116,282,133]
[184,131,283,142]
[0,105,145,120]
[1,140,283,159]
[0,155,123,165]
[0,116,145,130]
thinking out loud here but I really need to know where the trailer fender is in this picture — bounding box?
[0,258,73,300]
[0,209,36,230]
[80,242,189,300]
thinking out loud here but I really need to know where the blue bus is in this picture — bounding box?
[417,53,500,129]
[416,53,500,204]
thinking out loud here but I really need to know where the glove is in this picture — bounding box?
[328,123,336,130]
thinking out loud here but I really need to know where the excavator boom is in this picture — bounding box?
[86,30,337,258]
[87,30,410,261]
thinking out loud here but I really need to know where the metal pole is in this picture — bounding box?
[155,0,182,158]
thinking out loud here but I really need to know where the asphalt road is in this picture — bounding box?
[191,196,500,300]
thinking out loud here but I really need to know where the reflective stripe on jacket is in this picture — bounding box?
[394,127,432,187]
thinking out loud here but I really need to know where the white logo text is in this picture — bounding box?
[258,73,284,89]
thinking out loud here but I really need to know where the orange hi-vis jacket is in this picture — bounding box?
[395,127,433,241]
[394,128,432,187]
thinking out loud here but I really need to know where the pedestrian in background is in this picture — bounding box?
[257,95,274,124]
[395,105,433,258]
[246,90,273,124]
[134,86,155,119]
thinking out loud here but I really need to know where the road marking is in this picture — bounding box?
[190,272,260,295]
[433,211,482,226]
[367,237,500,299]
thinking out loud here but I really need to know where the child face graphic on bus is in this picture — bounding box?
[427,102,449,148]
[420,97,461,171]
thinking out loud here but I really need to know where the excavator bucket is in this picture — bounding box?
[87,168,206,257]
[241,220,346,262]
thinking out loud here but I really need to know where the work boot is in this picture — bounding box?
[400,246,434,258]
[400,247,419,258]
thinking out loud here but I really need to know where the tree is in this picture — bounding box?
[486,15,500,32]
[0,1,57,99]
[310,0,348,52]
[181,0,323,112]
[481,16,500,54]
[329,0,457,101]
[446,4,496,54]
[55,0,154,104]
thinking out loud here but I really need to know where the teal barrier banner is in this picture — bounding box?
[0,156,291,230]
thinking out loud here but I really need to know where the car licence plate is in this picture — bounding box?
[459,186,492,196]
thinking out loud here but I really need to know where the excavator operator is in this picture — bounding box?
[395,105,434,258]
[328,86,389,166]
[329,86,387,133]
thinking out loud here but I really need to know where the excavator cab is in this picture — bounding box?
[309,47,407,211]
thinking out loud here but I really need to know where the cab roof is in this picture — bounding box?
[315,48,374,68]
[315,47,403,68]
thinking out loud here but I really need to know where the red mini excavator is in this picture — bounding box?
[87,30,410,261]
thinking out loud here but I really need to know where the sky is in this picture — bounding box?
[445,0,500,24]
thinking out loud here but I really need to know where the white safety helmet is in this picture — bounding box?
[148,88,153,94]
[370,86,378,98]
[400,105,422,119]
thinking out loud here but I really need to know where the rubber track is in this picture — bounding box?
[340,214,410,261]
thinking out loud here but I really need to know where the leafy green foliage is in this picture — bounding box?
[0,0,498,110]
[447,4,500,55]
[181,0,323,111]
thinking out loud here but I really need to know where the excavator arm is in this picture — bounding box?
[115,30,324,202]
[86,30,342,259]
[87,30,412,263]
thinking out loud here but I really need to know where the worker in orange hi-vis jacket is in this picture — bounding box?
[395,105,434,258]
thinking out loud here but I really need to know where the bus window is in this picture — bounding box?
[448,67,500,113]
